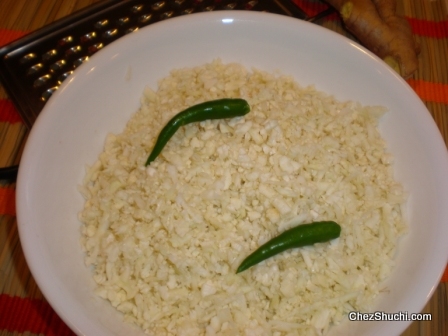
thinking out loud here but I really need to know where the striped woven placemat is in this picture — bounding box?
[1,0,447,335]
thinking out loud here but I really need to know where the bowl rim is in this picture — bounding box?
[16,9,448,336]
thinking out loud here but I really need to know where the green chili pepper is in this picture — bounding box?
[236,221,341,273]
[145,98,250,166]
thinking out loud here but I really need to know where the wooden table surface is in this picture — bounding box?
[0,0,447,335]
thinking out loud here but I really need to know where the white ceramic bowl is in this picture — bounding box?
[16,11,448,336]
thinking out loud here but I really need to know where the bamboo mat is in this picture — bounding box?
[0,0,447,335]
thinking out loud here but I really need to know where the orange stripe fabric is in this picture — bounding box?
[294,0,329,17]
[407,18,448,38]
[0,187,15,216]
[0,99,22,124]
[442,266,448,283]
[407,79,448,104]
[0,28,28,47]
[0,294,74,335]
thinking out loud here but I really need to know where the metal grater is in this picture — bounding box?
[0,0,332,128]
[0,0,333,181]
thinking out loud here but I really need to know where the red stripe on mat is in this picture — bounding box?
[0,28,28,47]
[442,266,448,283]
[407,80,448,104]
[0,187,15,216]
[408,18,448,38]
[293,0,339,20]
[0,99,22,124]
[294,0,330,17]
[0,294,74,336]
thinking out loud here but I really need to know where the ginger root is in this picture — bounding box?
[325,0,419,78]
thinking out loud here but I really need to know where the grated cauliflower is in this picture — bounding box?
[79,59,407,336]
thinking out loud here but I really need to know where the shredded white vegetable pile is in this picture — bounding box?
[79,59,407,336]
